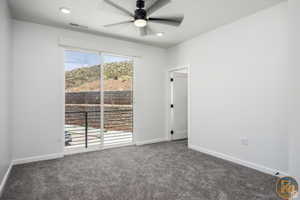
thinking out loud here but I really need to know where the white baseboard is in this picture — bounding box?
[172,130,187,140]
[136,138,168,146]
[189,144,289,177]
[64,143,134,156]
[12,153,64,165]
[0,162,13,197]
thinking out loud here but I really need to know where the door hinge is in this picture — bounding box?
[170,78,174,82]
[170,130,174,135]
[170,104,174,108]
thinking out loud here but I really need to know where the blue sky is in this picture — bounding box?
[64,50,132,71]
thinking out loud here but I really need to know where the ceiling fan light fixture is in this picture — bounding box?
[134,19,147,27]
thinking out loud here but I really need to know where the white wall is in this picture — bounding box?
[289,0,300,182]
[167,2,289,174]
[0,0,12,184]
[12,20,167,160]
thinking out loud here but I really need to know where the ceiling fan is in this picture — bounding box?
[103,0,184,36]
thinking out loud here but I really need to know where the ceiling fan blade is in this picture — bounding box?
[139,26,156,36]
[103,20,133,28]
[103,0,134,17]
[146,0,171,16]
[148,15,184,26]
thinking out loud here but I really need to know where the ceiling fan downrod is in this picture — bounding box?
[135,0,147,21]
[136,0,145,9]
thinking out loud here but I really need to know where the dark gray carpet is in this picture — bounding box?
[1,140,280,200]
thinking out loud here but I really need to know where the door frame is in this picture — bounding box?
[62,47,136,155]
[167,65,191,142]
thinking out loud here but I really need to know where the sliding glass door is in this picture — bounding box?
[102,54,133,147]
[64,49,133,151]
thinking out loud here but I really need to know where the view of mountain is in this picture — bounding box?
[65,61,133,92]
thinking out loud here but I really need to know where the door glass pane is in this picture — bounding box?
[102,54,133,147]
[64,50,102,149]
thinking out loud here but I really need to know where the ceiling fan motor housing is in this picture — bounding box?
[135,9,147,20]
[135,0,147,20]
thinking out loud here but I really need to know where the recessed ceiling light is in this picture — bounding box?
[156,32,164,37]
[60,7,71,14]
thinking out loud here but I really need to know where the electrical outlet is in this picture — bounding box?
[241,138,249,146]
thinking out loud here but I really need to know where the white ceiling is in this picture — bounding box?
[8,0,284,48]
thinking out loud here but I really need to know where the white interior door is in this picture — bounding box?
[172,72,188,140]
